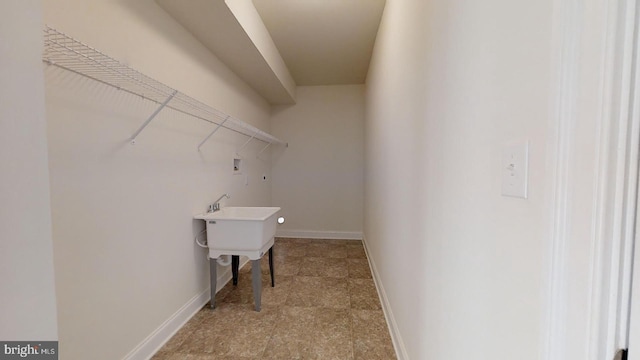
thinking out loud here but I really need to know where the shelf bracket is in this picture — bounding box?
[130,90,178,144]
[257,142,272,156]
[43,27,287,148]
[236,129,259,155]
[198,116,230,151]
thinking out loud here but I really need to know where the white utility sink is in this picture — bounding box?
[194,207,281,260]
[194,206,281,312]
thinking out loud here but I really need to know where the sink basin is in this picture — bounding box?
[195,206,281,312]
[194,207,281,260]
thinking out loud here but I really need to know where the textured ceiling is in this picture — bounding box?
[157,0,296,104]
[157,0,385,102]
[252,0,386,86]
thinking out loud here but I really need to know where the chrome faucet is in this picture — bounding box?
[209,194,230,212]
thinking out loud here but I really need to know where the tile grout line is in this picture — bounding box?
[348,278,357,360]
[258,241,293,359]
[153,238,387,360]
[256,306,279,360]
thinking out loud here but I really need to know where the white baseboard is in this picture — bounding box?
[276,229,363,240]
[362,234,408,360]
[122,288,209,360]
[123,262,241,360]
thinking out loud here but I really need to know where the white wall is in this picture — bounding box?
[271,85,364,239]
[0,0,58,342]
[43,1,274,359]
[225,0,297,100]
[365,0,553,358]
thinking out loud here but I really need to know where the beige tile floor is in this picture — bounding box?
[152,238,396,360]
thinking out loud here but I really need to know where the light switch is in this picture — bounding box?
[501,141,528,198]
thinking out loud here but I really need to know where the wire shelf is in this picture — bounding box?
[42,26,286,149]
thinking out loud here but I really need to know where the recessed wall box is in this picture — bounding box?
[233,158,242,175]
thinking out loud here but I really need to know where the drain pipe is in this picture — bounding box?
[216,255,231,266]
[195,229,231,266]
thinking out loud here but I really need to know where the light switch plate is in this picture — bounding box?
[501,141,528,198]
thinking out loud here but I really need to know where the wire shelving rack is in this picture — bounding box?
[42,26,286,152]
